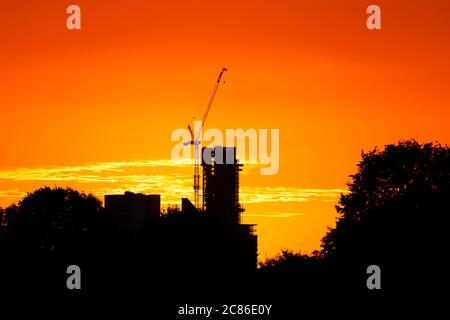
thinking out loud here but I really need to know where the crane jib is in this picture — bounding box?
[186,67,228,209]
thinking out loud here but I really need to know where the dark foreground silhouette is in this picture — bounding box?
[0,139,448,314]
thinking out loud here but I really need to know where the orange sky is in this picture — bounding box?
[1,0,449,259]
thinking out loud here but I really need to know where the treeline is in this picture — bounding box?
[0,139,448,299]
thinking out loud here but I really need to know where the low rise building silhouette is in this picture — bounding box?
[104,192,160,233]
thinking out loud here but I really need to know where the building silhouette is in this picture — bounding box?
[202,146,257,269]
[104,146,257,272]
[202,146,243,224]
[105,192,160,233]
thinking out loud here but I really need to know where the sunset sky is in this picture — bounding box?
[1,0,449,259]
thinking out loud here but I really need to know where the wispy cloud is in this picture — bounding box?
[240,186,345,203]
[244,212,308,218]
[0,160,344,209]
[0,188,24,199]
[0,159,192,181]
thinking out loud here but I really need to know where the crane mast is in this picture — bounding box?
[188,68,228,209]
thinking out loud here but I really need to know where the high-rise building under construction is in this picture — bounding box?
[202,146,243,224]
[201,146,257,270]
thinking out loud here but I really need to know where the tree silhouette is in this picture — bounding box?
[320,139,449,290]
[259,249,322,273]
[258,139,449,292]
[1,186,104,255]
[0,187,105,291]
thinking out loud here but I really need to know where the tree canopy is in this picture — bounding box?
[1,186,103,255]
[320,139,449,267]
[259,139,449,290]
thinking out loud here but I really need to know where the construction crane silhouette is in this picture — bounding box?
[186,67,228,209]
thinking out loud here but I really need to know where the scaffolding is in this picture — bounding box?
[202,147,243,224]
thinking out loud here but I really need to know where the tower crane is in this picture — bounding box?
[187,67,228,209]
